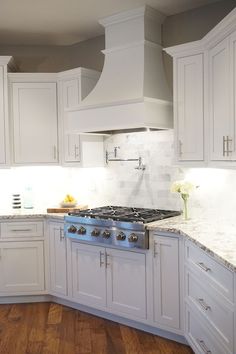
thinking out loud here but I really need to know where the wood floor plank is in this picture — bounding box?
[0,303,193,354]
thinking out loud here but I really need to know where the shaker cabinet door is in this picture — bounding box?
[49,222,67,296]
[209,37,232,161]
[175,54,204,161]
[0,241,45,294]
[12,82,58,164]
[153,235,180,329]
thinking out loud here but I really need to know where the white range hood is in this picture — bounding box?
[66,6,173,133]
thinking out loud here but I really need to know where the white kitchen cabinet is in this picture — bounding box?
[209,37,232,161]
[0,241,45,294]
[9,74,58,164]
[71,242,147,319]
[71,242,106,308]
[153,234,180,329]
[57,68,103,166]
[174,54,204,161]
[49,222,67,297]
[106,248,146,319]
[0,57,11,167]
[185,240,235,354]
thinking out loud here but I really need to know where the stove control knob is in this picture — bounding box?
[68,225,77,234]
[102,230,111,239]
[128,233,138,243]
[91,228,100,237]
[77,226,86,235]
[116,232,126,241]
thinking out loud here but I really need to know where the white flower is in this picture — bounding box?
[170,180,196,196]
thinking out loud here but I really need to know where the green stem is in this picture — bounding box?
[183,198,188,220]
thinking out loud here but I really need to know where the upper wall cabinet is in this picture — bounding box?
[174,53,204,162]
[9,74,58,165]
[57,68,103,166]
[165,7,236,166]
[0,57,12,167]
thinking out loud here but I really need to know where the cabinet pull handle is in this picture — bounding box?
[178,140,183,156]
[99,251,105,267]
[59,227,65,241]
[153,241,158,258]
[0,249,1,259]
[226,135,233,156]
[105,253,110,268]
[223,136,227,156]
[11,229,31,232]
[197,262,211,272]
[196,339,212,353]
[197,298,211,311]
[74,145,79,158]
[53,145,57,160]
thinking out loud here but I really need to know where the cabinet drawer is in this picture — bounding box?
[0,221,44,239]
[185,305,231,354]
[185,241,234,302]
[186,270,234,352]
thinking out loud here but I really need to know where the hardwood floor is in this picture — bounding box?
[0,302,193,354]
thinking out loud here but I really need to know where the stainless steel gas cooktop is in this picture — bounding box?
[65,206,180,250]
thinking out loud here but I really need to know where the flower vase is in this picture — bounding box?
[181,194,189,220]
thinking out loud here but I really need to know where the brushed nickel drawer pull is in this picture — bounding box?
[198,298,211,311]
[99,251,104,267]
[59,227,65,241]
[153,241,158,258]
[105,253,110,268]
[197,339,212,353]
[11,228,32,232]
[197,262,211,272]
[74,145,79,158]
[226,135,233,156]
[178,139,183,156]
[223,136,227,157]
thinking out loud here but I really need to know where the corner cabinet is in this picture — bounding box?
[57,68,104,167]
[165,8,236,167]
[8,74,58,165]
[0,57,12,167]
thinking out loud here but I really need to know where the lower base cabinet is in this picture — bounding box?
[49,222,67,296]
[0,241,45,294]
[152,234,180,329]
[71,242,147,320]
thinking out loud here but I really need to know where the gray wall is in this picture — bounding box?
[0,0,235,84]
[162,0,236,90]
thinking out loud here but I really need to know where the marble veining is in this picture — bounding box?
[0,210,65,221]
[148,216,236,272]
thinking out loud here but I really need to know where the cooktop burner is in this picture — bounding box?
[68,206,180,223]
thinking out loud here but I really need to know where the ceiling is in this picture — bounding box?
[0,0,222,46]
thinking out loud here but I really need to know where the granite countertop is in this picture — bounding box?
[148,216,236,272]
[0,210,65,221]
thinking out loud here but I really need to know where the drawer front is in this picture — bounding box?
[0,221,44,239]
[186,270,234,352]
[185,305,231,354]
[185,241,234,302]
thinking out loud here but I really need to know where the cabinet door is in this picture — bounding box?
[12,82,58,164]
[175,54,204,161]
[64,133,80,162]
[0,65,9,166]
[153,235,180,329]
[209,37,232,161]
[106,249,146,319]
[49,222,67,296]
[0,241,45,294]
[71,242,106,308]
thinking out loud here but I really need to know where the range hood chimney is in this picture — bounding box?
[66,6,173,133]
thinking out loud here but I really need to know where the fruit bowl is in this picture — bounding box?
[60,201,77,208]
